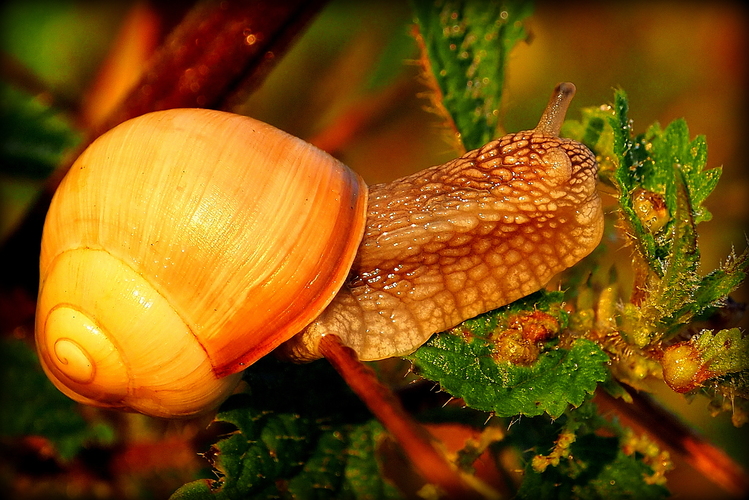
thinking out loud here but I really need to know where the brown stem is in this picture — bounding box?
[318,334,483,499]
[90,0,326,144]
[78,1,165,129]
[595,385,749,498]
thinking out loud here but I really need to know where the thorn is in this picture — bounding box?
[507,415,521,430]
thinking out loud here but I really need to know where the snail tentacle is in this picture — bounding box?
[534,81,576,136]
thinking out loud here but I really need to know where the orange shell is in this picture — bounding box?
[35,109,367,417]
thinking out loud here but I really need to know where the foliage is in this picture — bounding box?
[512,402,671,500]
[564,91,749,411]
[0,338,115,461]
[410,0,532,151]
[409,292,609,419]
[1,1,748,499]
[172,358,399,500]
[609,92,746,343]
[0,83,81,178]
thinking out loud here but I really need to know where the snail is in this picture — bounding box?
[35,82,603,418]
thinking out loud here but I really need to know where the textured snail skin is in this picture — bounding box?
[283,82,603,361]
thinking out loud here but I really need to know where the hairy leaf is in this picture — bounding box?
[692,328,749,377]
[611,90,661,269]
[611,89,719,275]
[678,247,749,323]
[411,0,532,151]
[608,90,747,345]
[409,292,609,418]
[510,402,671,500]
[648,119,719,225]
[170,358,400,500]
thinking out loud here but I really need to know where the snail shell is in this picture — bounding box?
[36,109,367,417]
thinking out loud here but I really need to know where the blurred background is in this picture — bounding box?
[1,1,747,498]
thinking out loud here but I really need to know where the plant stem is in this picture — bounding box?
[595,385,749,498]
[319,334,484,499]
[94,0,325,138]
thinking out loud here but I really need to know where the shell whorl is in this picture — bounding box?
[36,248,241,417]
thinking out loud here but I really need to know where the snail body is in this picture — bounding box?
[285,100,602,360]
[36,83,603,418]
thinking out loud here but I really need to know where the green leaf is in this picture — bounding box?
[640,174,746,337]
[410,0,533,150]
[517,434,670,500]
[0,338,114,461]
[610,90,660,270]
[409,292,609,418]
[649,119,719,225]
[679,247,749,322]
[0,83,81,178]
[339,421,401,500]
[608,89,747,345]
[611,90,720,275]
[170,358,401,500]
[691,328,749,378]
[646,171,701,329]
[509,402,671,500]
[286,430,349,498]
